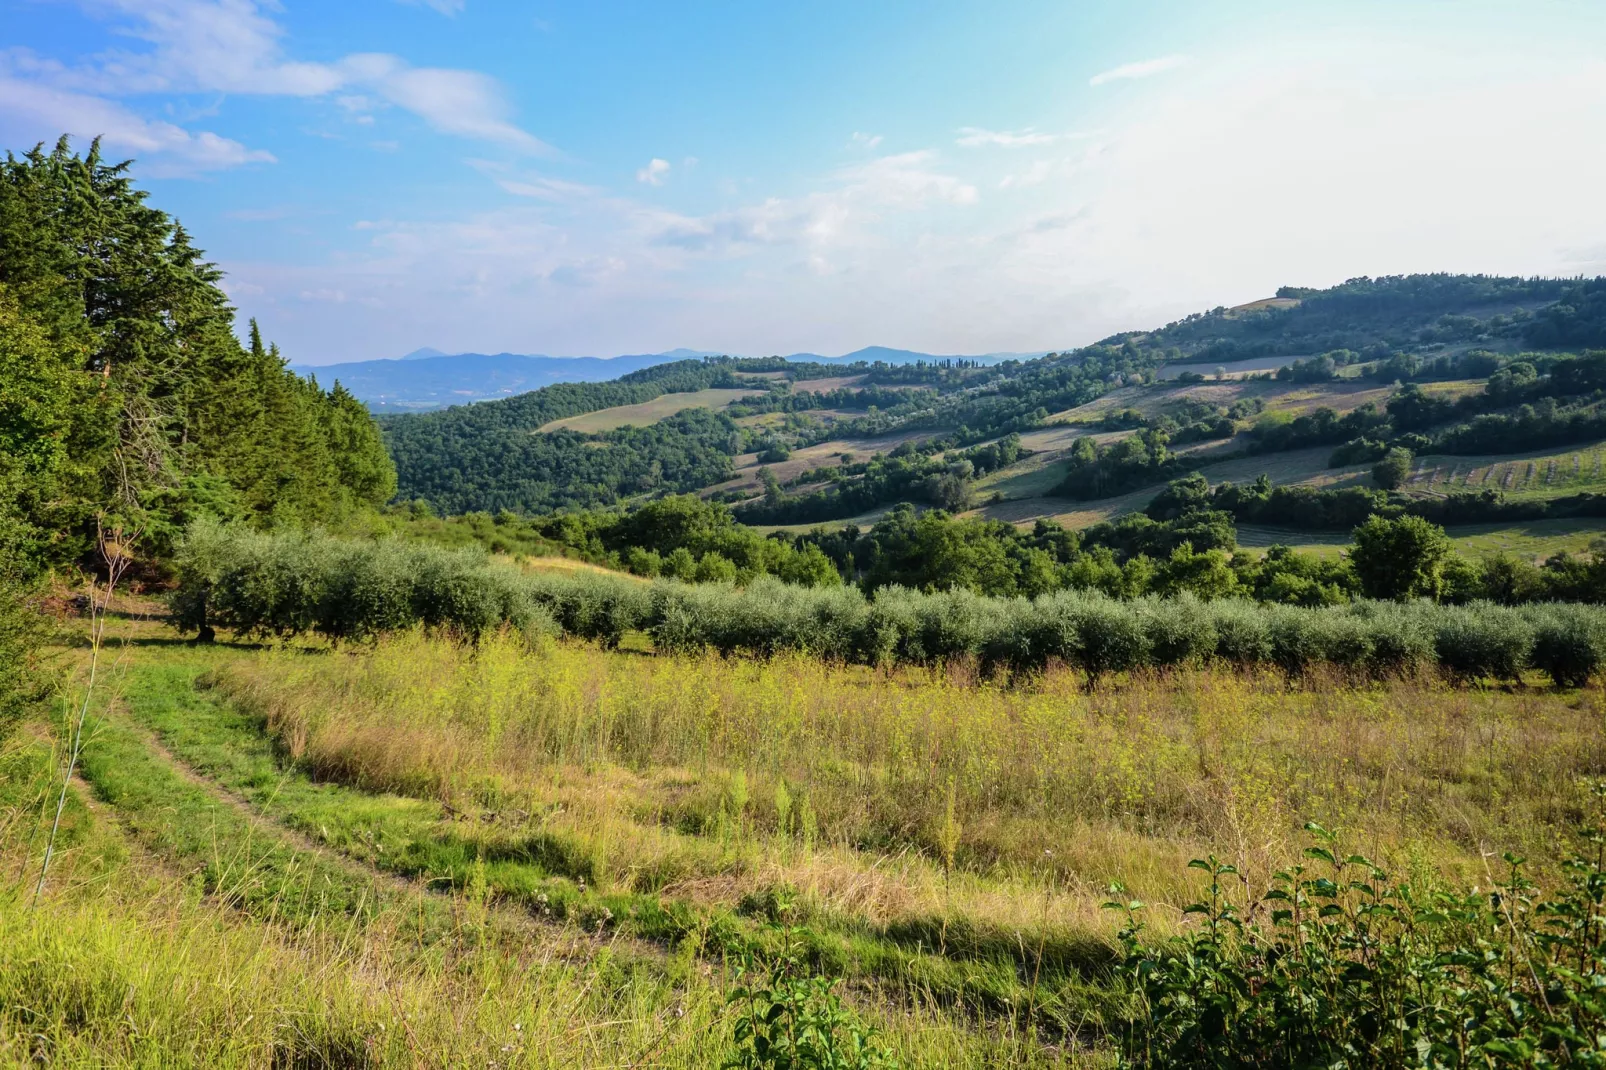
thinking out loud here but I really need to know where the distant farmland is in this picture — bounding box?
[537,387,756,432]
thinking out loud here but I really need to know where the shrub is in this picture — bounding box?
[1207,599,1273,667]
[1138,593,1218,667]
[172,522,556,644]
[0,574,53,742]
[1346,600,1436,675]
[1074,593,1153,677]
[172,522,1606,686]
[1433,602,1534,682]
[1107,816,1606,1070]
[726,902,894,1070]
[1371,446,1413,490]
[1524,602,1606,687]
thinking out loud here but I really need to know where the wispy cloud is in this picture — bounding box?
[396,0,465,15]
[850,131,883,149]
[1089,54,1187,86]
[0,0,550,168]
[0,72,274,173]
[497,175,598,200]
[636,157,670,185]
[956,126,1061,148]
[651,151,977,259]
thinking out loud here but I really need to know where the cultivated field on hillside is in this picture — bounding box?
[538,387,757,432]
[1409,440,1606,498]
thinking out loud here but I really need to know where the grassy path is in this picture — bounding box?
[91,644,1121,1044]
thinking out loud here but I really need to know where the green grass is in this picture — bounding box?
[1408,440,1606,499]
[6,639,1080,1068]
[111,646,1124,1036]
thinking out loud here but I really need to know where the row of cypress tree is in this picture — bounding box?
[0,137,396,578]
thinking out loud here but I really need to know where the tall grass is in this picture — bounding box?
[213,631,1606,921]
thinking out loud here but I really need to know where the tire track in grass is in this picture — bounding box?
[76,695,387,927]
[86,654,694,980]
[120,654,1125,1036]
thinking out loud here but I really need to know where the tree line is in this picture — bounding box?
[0,137,394,577]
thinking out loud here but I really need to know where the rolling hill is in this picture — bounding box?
[299,346,1042,411]
[380,274,1605,523]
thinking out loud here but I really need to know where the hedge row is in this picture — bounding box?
[174,525,1606,686]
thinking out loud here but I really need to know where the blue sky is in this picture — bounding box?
[3,1,1605,365]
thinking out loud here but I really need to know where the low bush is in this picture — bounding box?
[0,573,54,742]
[1107,813,1606,1069]
[1524,602,1606,687]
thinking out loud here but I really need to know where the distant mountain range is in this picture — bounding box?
[294,346,1045,411]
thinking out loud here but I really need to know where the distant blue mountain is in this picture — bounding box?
[295,346,1045,411]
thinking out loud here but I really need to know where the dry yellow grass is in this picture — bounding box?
[213,632,1606,941]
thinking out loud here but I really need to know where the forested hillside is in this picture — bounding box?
[1128,274,1572,365]
[383,272,1605,521]
[0,139,395,575]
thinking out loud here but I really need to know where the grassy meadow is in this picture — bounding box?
[9,597,1606,1065]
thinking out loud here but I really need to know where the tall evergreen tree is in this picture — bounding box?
[0,137,398,573]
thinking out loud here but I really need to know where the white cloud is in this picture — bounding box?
[850,131,883,149]
[999,160,1052,188]
[1089,54,1187,86]
[651,151,977,257]
[224,36,1606,365]
[0,73,274,172]
[1,0,549,166]
[636,157,670,185]
[365,62,548,151]
[497,174,598,200]
[956,126,1059,147]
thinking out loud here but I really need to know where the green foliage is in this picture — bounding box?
[1054,428,1188,500]
[170,521,557,644]
[1370,446,1413,490]
[727,900,896,1070]
[0,138,395,571]
[0,575,55,741]
[1432,603,1535,683]
[1106,812,1606,1069]
[1523,602,1606,687]
[1349,514,1452,600]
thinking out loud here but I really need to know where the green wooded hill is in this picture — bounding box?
[0,139,395,576]
[384,272,1606,520]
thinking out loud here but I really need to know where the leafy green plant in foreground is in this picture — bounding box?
[1106,795,1606,1068]
[727,895,897,1070]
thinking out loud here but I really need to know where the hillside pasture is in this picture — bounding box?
[537,387,757,432]
[708,430,941,497]
[791,374,867,393]
[1044,377,1433,426]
